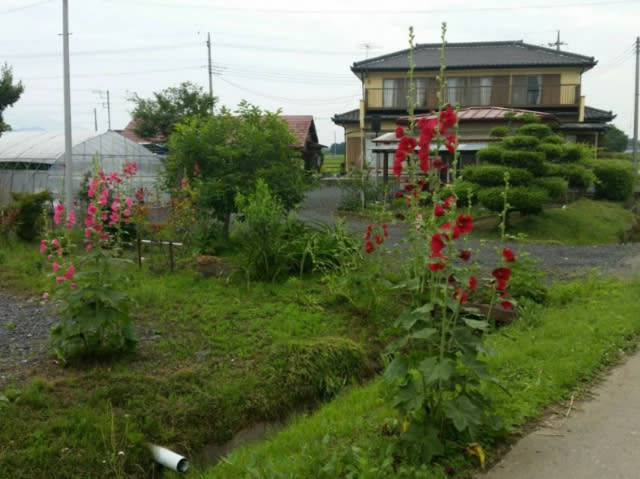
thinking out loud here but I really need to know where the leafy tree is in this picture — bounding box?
[128,81,215,139]
[601,124,629,152]
[0,63,24,135]
[167,101,306,238]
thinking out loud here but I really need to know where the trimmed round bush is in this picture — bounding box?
[517,123,553,139]
[489,126,509,138]
[502,135,540,150]
[540,134,564,145]
[463,164,532,187]
[536,143,564,161]
[478,186,548,215]
[442,180,478,208]
[533,177,568,201]
[543,162,563,176]
[591,159,637,201]
[560,143,591,163]
[558,164,596,191]
[502,150,546,176]
[476,146,503,164]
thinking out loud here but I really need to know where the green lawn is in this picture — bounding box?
[321,154,344,175]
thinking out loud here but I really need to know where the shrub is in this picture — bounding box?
[462,165,532,187]
[489,126,509,138]
[442,180,478,207]
[338,170,384,211]
[516,112,542,123]
[502,135,540,150]
[558,164,596,191]
[9,191,52,242]
[543,162,563,176]
[536,143,564,161]
[591,159,637,201]
[533,177,568,202]
[561,143,591,163]
[517,123,553,139]
[479,186,548,215]
[501,150,546,176]
[541,134,564,145]
[476,146,504,164]
[0,206,19,243]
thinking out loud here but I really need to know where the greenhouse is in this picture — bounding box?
[0,131,165,205]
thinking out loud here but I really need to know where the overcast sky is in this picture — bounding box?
[2,0,639,146]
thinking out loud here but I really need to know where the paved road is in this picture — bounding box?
[479,352,640,479]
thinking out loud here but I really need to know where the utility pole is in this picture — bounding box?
[92,89,111,130]
[548,31,566,51]
[633,36,639,167]
[207,32,214,115]
[93,108,97,132]
[62,0,73,210]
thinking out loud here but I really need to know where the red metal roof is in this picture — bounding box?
[281,115,316,146]
[397,107,555,125]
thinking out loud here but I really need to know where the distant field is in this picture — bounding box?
[321,154,344,174]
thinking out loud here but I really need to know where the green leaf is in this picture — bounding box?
[410,328,438,341]
[414,303,434,314]
[444,394,482,432]
[419,357,454,385]
[464,318,489,331]
[383,356,408,382]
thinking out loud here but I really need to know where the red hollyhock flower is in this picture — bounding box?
[393,158,404,177]
[432,157,444,169]
[395,125,405,138]
[428,262,445,272]
[469,276,478,290]
[445,134,457,154]
[448,274,458,287]
[364,241,375,253]
[418,117,437,137]
[418,149,430,172]
[456,214,473,235]
[443,196,456,209]
[430,233,446,255]
[439,106,457,134]
[454,288,468,305]
[492,267,512,291]
[434,204,445,217]
[393,191,404,199]
[502,247,516,262]
[500,294,513,310]
[382,223,389,237]
[458,250,472,262]
[374,235,384,244]
[399,136,417,153]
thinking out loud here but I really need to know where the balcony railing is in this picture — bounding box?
[365,83,581,110]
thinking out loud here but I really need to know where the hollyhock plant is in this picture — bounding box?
[40,161,140,361]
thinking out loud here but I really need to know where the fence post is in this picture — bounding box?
[169,241,174,272]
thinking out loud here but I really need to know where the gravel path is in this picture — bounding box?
[1,183,639,385]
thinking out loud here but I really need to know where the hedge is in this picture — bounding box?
[501,150,546,176]
[533,177,568,201]
[476,146,504,164]
[479,186,548,215]
[560,143,591,163]
[590,159,637,201]
[462,164,532,187]
[489,126,509,138]
[502,135,541,150]
[536,143,564,162]
[559,164,596,191]
[517,123,553,139]
[540,134,564,145]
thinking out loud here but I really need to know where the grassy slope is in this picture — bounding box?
[0,245,384,479]
[203,277,640,478]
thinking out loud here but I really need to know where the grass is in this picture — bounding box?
[0,243,384,479]
[201,276,640,478]
[321,154,344,175]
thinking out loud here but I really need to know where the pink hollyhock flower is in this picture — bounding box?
[52,261,60,272]
[88,179,98,198]
[53,203,65,225]
[63,264,75,280]
[125,197,133,208]
[87,203,97,216]
[51,238,60,248]
[39,239,47,254]
[98,189,109,206]
[84,228,92,238]
[85,242,93,252]
[42,292,49,300]
[55,276,65,284]
[66,210,76,229]
[69,283,77,289]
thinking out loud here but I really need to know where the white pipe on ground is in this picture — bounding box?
[149,444,188,473]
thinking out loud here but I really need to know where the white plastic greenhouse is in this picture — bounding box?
[0,131,165,205]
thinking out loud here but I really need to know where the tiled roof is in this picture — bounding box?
[119,119,167,144]
[584,106,615,123]
[352,41,596,72]
[281,115,317,146]
[331,110,401,125]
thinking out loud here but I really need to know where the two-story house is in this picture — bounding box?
[333,41,614,169]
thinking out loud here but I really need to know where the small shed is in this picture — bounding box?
[0,131,165,205]
[282,116,326,171]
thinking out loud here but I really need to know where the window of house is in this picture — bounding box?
[468,77,493,105]
[445,77,466,105]
[512,75,543,105]
[383,78,428,108]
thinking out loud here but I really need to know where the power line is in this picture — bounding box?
[0,0,51,15]
[22,65,206,81]
[0,41,201,59]
[105,0,637,15]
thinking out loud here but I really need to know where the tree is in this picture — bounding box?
[167,101,307,238]
[128,81,215,139]
[0,63,24,135]
[601,124,629,152]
